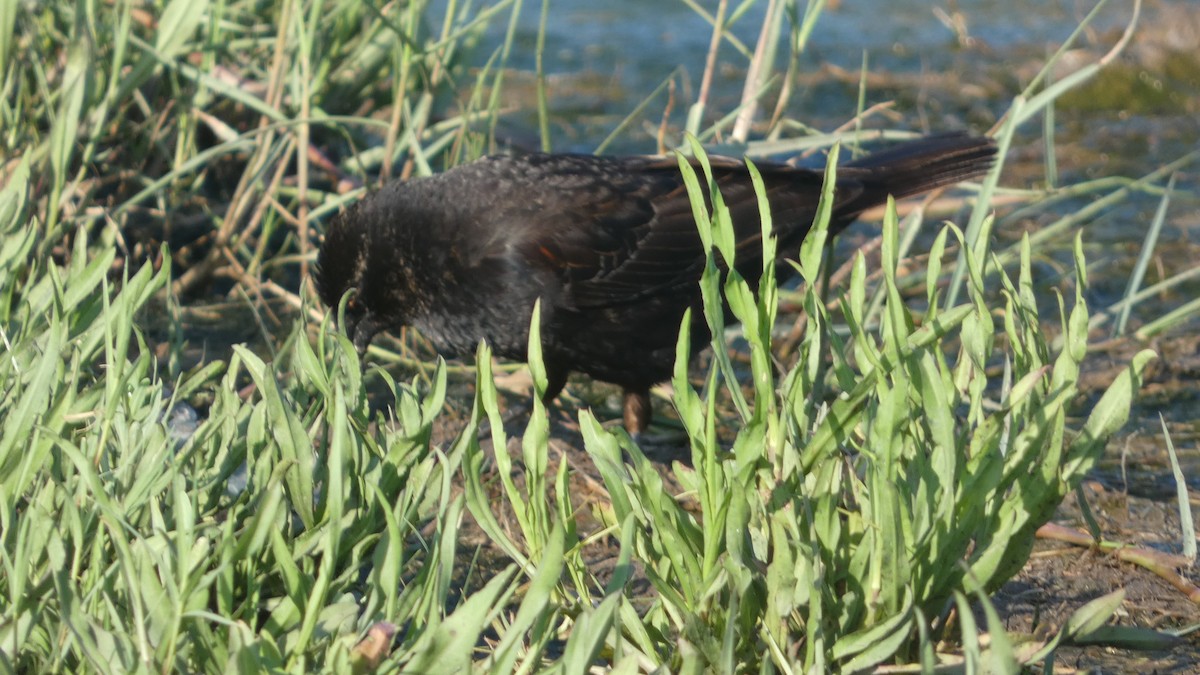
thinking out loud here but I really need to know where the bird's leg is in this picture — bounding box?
[622,388,652,435]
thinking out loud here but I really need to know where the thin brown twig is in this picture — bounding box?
[657,78,676,156]
[382,4,409,183]
[1037,523,1200,604]
[234,137,298,278]
[696,0,727,120]
[265,196,301,230]
[232,279,280,352]
[225,261,318,323]
[765,58,795,138]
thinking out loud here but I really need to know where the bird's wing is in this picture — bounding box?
[505,155,863,309]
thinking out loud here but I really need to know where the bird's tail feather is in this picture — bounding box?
[844,132,996,204]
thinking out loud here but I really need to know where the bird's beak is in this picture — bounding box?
[349,313,381,358]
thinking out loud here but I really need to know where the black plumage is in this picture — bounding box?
[315,134,996,432]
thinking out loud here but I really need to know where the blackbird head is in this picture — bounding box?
[315,204,395,356]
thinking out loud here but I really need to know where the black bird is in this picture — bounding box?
[315,134,995,433]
